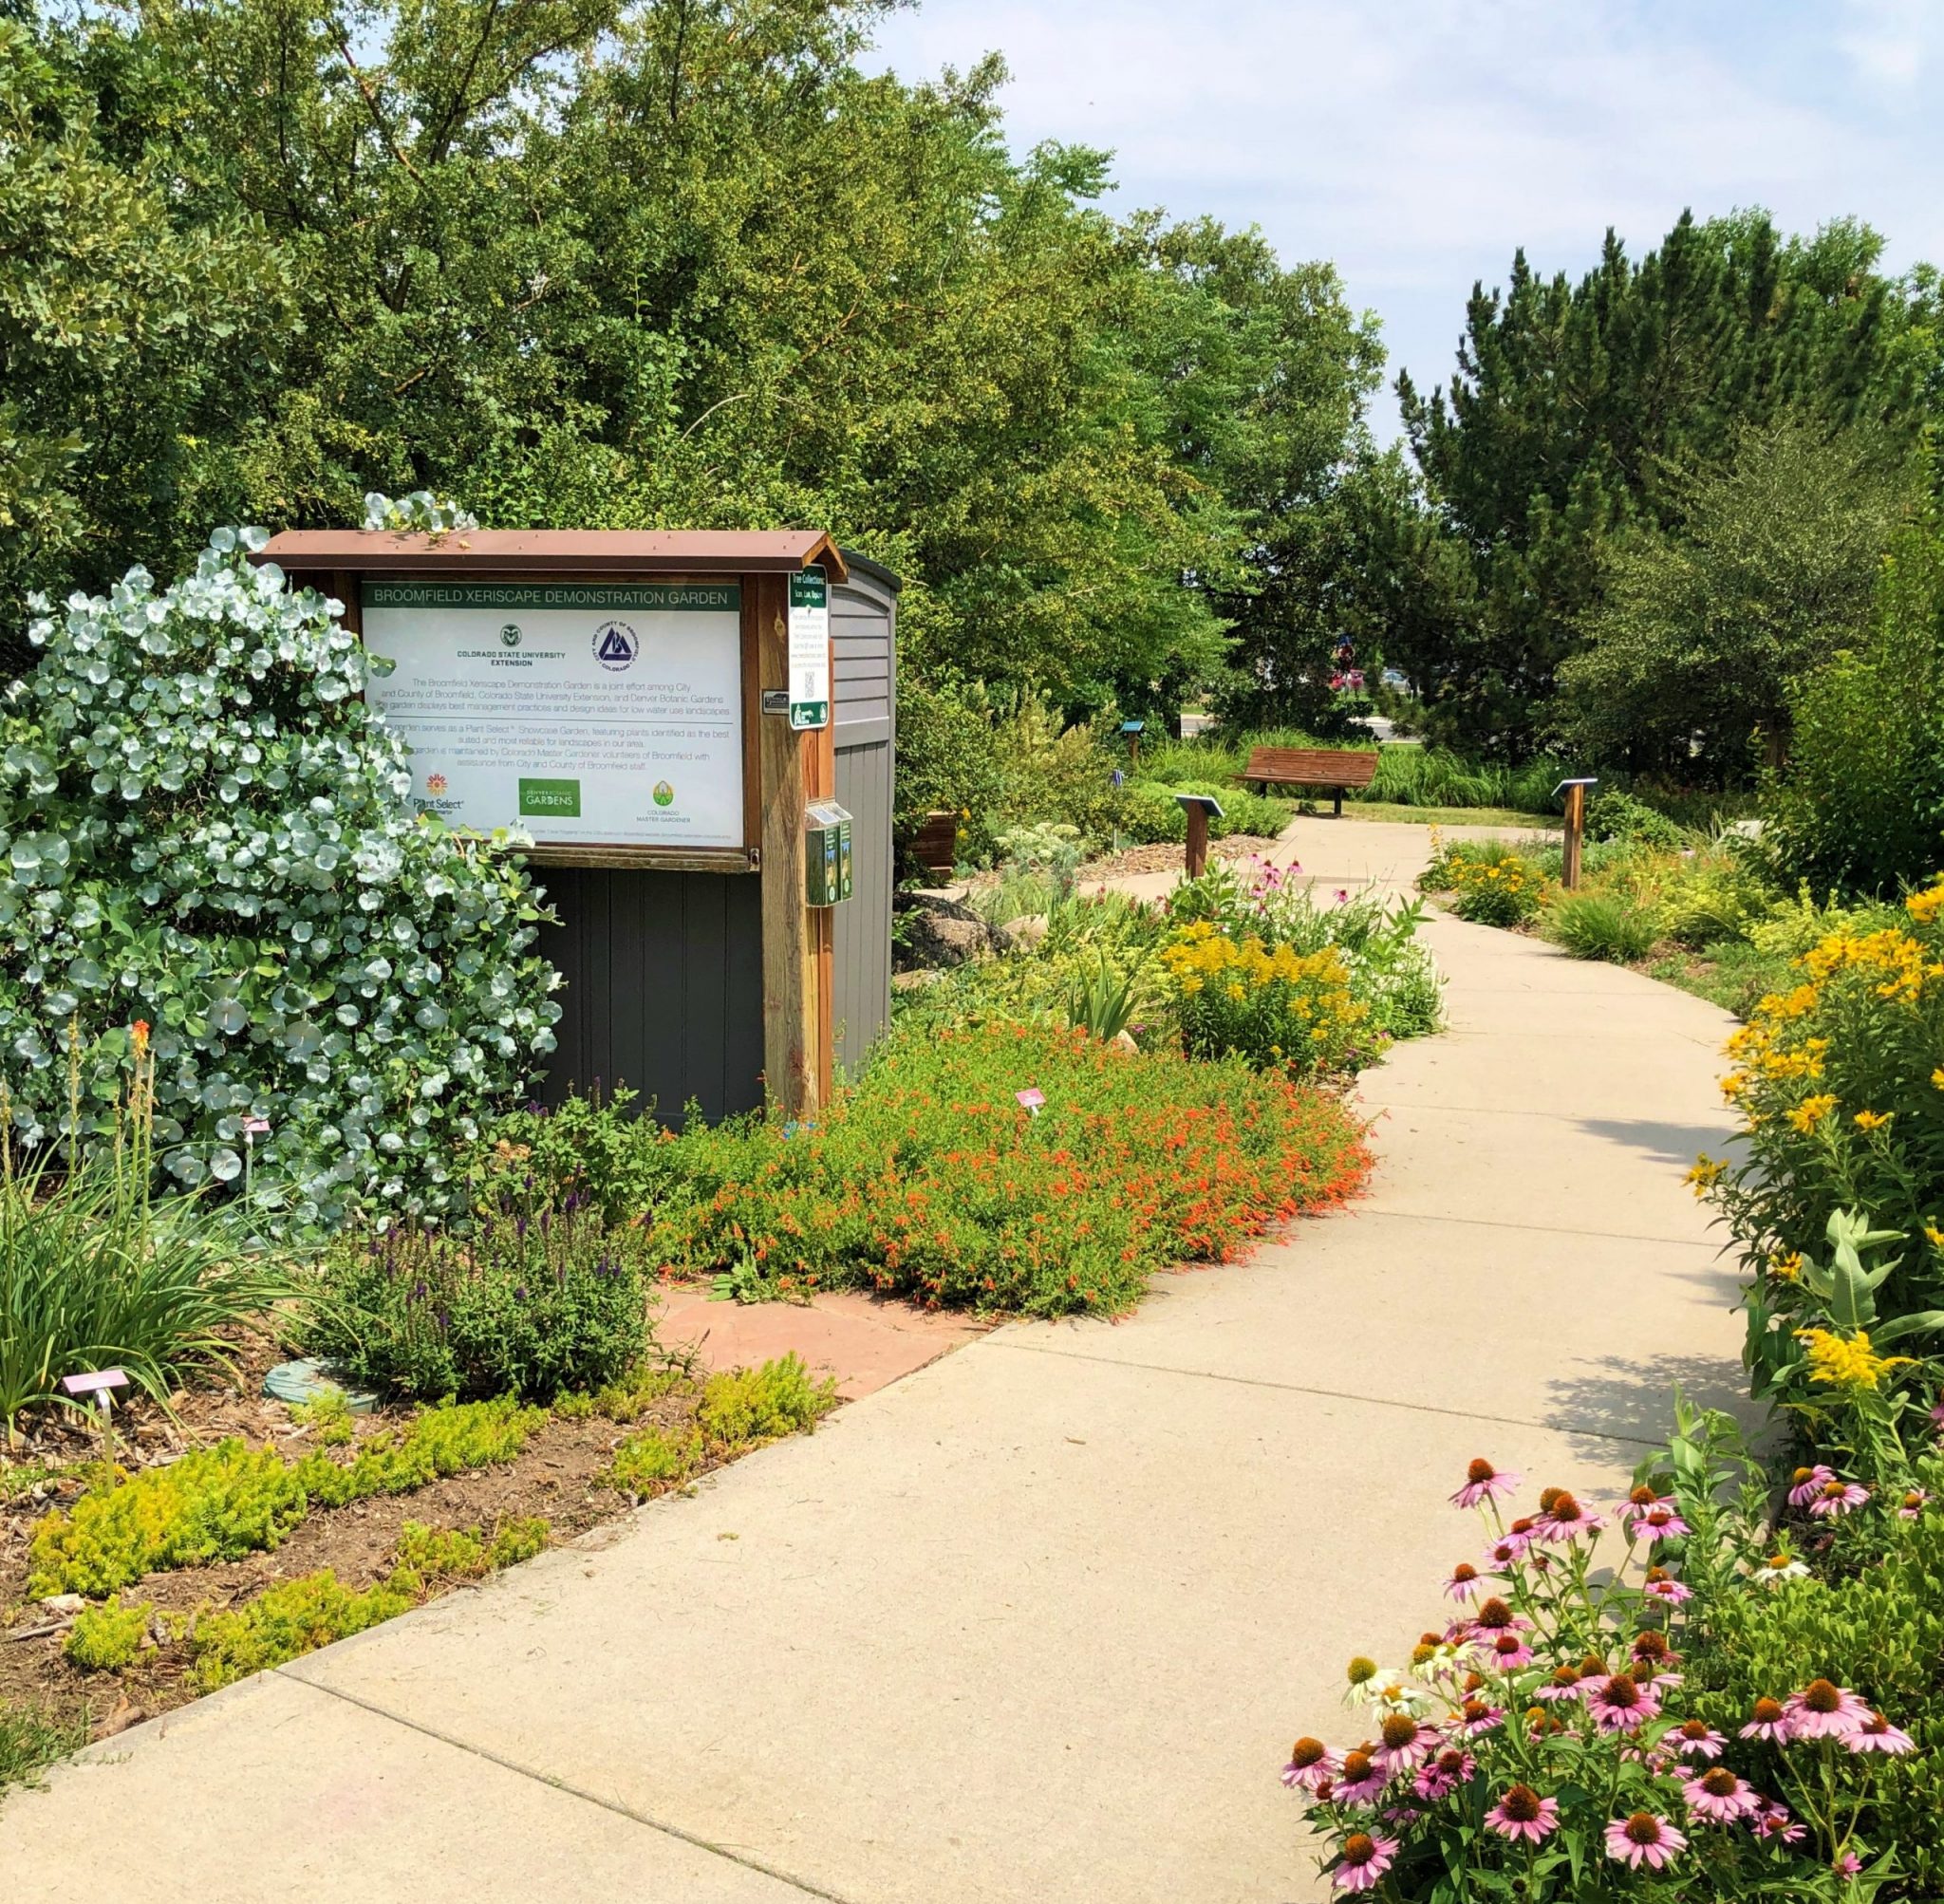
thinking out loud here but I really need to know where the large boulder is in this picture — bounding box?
[894,890,1005,971]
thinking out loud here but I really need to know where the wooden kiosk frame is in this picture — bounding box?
[257,528,849,1119]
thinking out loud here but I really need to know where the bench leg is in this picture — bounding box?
[1333,789,1343,818]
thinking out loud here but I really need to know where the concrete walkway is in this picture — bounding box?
[0,820,1748,1904]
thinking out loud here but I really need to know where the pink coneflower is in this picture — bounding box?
[1836,1851,1863,1877]
[1898,1488,1928,1521]
[1751,1799,1804,1844]
[1281,1737,1338,1792]
[1485,1783,1559,1844]
[1786,1464,1835,1508]
[1785,1679,1872,1741]
[1740,1696,1792,1744]
[1604,1812,1686,1870]
[1533,1664,1583,1703]
[1642,1566,1694,1604]
[1333,1747,1391,1805]
[1467,1596,1528,1638]
[1331,1832,1397,1895]
[1846,1710,1915,1755]
[1412,1746,1474,1801]
[1536,1491,1605,1541]
[1617,1485,1690,1540]
[1931,1399,1944,1433]
[1451,1458,1521,1510]
[1584,1672,1659,1733]
[1374,1712,1437,1773]
[1809,1479,1870,1520]
[1634,1502,1691,1543]
[1444,1561,1482,1602]
[1456,1696,1505,1738]
[1667,1718,1727,1761]
[1485,1632,1534,1671]
[1681,1766,1756,1823]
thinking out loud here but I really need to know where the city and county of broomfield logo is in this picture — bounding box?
[593,621,639,671]
[499,624,522,648]
[652,780,675,808]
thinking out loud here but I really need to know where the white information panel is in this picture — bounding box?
[361,580,744,848]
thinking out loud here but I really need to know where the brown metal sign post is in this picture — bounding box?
[257,529,846,1119]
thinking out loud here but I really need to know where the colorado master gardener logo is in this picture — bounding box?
[499,624,522,648]
[652,780,675,808]
[593,621,639,671]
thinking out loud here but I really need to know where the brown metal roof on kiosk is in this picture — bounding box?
[256,528,848,582]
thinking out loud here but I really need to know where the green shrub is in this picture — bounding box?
[1364,746,1564,812]
[1582,788,1691,849]
[697,1354,838,1447]
[1765,518,1944,897]
[389,1514,549,1588]
[464,1085,686,1230]
[62,1597,152,1671]
[290,1388,354,1447]
[648,1019,1371,1316]
[1119,779,1290,843]
[0,526,560,1232]
[892,677,1007,867]
[603,1424,702,1494]
[555,1359,688,1423]
[0,1109,295,1432]
[29,1398,542,1595]
[1439,849,1548,925]
[305,1193,652,1402]
[189,1569,413,1692]
[1544,890,1658,962]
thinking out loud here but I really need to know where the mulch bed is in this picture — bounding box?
[0,1329,769,1746]
[1075,833,1282,881]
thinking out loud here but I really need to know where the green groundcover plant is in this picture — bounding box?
[0,517,560,1231]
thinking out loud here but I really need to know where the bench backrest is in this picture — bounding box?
[1242,746,1380,788]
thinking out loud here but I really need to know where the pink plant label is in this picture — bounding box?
[1016,1089,1045,1113]
[242,1116,271,1135]
[61,1370,129,1396]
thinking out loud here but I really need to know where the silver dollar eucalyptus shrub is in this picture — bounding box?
[0,514,560,1230]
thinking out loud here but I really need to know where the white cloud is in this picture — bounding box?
[865,1,1944,437]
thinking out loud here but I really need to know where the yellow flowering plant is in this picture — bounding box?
[1711,879,1944,1403]
[1161,923,1379,1078]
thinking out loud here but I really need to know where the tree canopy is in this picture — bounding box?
[1393,212,1939,757]
[1,0,1379,710]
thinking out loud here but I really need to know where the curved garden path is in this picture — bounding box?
[0,818,1748,1904]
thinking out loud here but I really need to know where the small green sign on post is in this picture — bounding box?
[788,567,831,731]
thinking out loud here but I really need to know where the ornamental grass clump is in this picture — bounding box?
[0,518,561,1232]
[0,1028,295,1434]
[650,1018,1371,1315]
[1285,1404,1930,1898]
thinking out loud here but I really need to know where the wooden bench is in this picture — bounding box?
[1239,747,1380,817]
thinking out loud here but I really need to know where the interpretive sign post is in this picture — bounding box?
[257,529,850,1119]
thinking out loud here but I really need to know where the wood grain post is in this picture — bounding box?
[1185,800,1210,880]
[1561,782,1586,890]
[757,573,819,1118]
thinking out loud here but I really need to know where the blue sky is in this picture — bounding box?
[863,0,1944,441]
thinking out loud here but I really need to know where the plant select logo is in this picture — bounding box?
[424,772,449,794]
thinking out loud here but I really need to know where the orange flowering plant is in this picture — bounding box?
[648,1019,1372,1315]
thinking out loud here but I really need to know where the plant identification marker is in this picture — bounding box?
[788,567,830,731]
